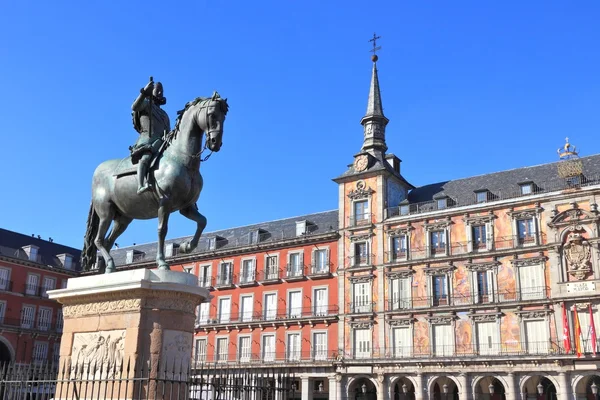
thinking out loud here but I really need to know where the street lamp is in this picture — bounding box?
[537,382,544,397]
[318,382,324,393]
[291,382,296,399]
[362,383,367,394]
[403,383,408,394]
[443,383,449,400]
[591,382,598,400]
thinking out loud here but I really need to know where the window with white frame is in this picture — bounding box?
[238,336,251,362]
[523,318,548,354]
[392,326,411,357]
[472,225,487,249]
[431,275,448,306]
[0,301,5,323]
[61,279,68,289]
[240,295,253,322]
[353,328,371,358]
[195,338,207,362]
[517,262,545,300]
[473,269,494,304]
[287,333,301,361]
[262,334,275,361]
[520,183,533,195]
[28,246,39,262]
[517,218,535,245]
[352,281,371,313]
[391,235,407,261]
[26,274,39,296]
[56,309,63,332]
[476,320,498,355]
[353,200,369,225]
[217,262,232,286]
[288,252,303,277]
[21,305,35,329]
[217,298,231,323]
[264,293,277,320]
[464,215,494,252]
[38,307,52,331]
[312,332,327,360]
[313,288,328,316]
[430,231,446,255]
[240,259,255,284]
[390,276,411,310]
[432,323,453,356]
[32,341,48,363]
[215,338,228,362]
[126,250,133,264]
[265,256,279,279]
[287,290,302,318]
[475,191,488,203]
[198,265,211,288]
[296,221,307,236]
[207,237,216,250]
[353,241,369,266]
[197,302,210,325]
[312,249,328,273]
[0,268,10,290]
[42,277,56,297]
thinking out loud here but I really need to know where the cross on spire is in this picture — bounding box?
[369,33,381,61]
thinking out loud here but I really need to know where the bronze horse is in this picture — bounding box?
[81,93,229,273]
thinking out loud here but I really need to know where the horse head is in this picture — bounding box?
[197,91,229,152]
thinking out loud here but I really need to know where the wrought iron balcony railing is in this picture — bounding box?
[257,269,281,283]
[0,279,13,291]
[215,273,235,288]
[23,284,44,297]
[198,276,214,289]
[0,317,60,333]
[347,302,376,314]
[347,254,376,268]
[285,264,305,280]
[238,272,256,286]
[349,213,372,227]
[195,305,339,327]
[308,263,332,276]
[203,350,338,365]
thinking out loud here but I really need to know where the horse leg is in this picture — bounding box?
[105,214,133,251]
[179,204,207,253]
[94,207,116,273]
[156,198,171,270]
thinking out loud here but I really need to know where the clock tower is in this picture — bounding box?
[333,35,413,360]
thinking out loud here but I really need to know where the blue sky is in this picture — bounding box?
[1,1,598,249]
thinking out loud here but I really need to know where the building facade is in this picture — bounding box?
[110,55,600,400]
[0,229,80,364]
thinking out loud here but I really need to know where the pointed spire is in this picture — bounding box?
[360,33,389,157]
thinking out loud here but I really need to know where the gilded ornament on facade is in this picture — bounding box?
[564,232,592,280]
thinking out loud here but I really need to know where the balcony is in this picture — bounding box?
[385,250,407,264]
[347,254,376,269]
[347,302,375,314]
[0,279,13,291]
[196,305,339,329]
[257,269,281,284]
[285,264,305,281]
[215,273,235,289]
[198,276,214,289]
[386,286,550,312]
[349,213,372,228]
[0,317,60,334]
[308,263,332,278]
[23,284,44,297]
[238,272,256,287]
[198,350,337,366]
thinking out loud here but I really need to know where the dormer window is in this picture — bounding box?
[475,190,488,203]
[208,237,216,250]
[125,250,144,264]
[520,183,532,195]
[433,194,452,210]
[166,243,179,257]
[400,205,410,216]
[296,221,307,236]
[126,250,134,264]
[249,230,259,244]
[57,254,73,270]
[437,199,447,210]
[22,245,39,262]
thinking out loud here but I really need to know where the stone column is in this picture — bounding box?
[48,269,207,400]
[377,374,386,400]
[328,376,338,400]
[505,373,518,400]
[335,375,343,400]
[459,374,470,400]
[415,373,425,400]
[301,376,313,400]
[558,372,570,400]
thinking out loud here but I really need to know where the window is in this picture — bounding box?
[218,298,231,323]
[353,200,369,224]
[296,221,307,236]
[313,332,327,360]
[264,293,277,320]
[475,191,488,203]
[476,321,498,355]
[240,259,255,284]
[194,338,207,362]
[238,336,251,362]
[56,309,63,332]
[29,247,38,262]
[353,328,371,358]
[287,333,301,361]
[217,262,232,286]
[208,237,216,250]
[390,277,411,310]
[198,265,211,288]
[53,343,60,364]
[42,277,56,297]
[391,235,407,260]
[353,282,371,313]
[26,274,40,296]
[524,319,548,354]
[63,255,73,270]
[472,225,487,249]
[262,335,275,361]
[392,327,411,357]
[61,279,68,289]
[400,205,409,216]
[288,253,302,277]
[0,268,10,290]
[240,295,253,322]
[197,303,210,324]
[432,275,448,306]
[520,183,533,195]
[126,250,134,264]
[437,198,447,209]
[517,218,535,245]
[0,301,6,323]
[288,291,302,318]
[249,231,259,244]
[353,242,369,266]
[313,288,328,316]
[32,341,48,364]
[430,231,446,255]
[433,324,453,356]
[475,271,493,303]
[183,266,193,274]
[518,264,545,300]
[38,307,52,331]
[313,249,328,273]
[265,256,279,279]
[21,305,35,329]
[216,338,228,362]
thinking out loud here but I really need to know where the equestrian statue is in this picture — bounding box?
[80,77,229,273]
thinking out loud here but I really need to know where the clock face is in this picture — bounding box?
[354,155,368,172]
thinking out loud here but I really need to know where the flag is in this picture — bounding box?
[590,304,597,357]
[574,306,583,358]
[563,303,571,354]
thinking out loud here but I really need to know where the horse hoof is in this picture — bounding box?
[179,242,190,254]
[157,262,170,271]
[105,261,116,274]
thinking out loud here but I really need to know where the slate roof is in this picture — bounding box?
[404,154,600,208]
[0,228,82,271]
[111,210,339,267]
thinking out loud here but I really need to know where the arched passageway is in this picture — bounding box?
[475,377,505,400]
[392,377,415,400]
[431,377,459,400]
[574,374,600,400]
[349,378,377,400]
[523,376,557,400]
[0,341,12,363]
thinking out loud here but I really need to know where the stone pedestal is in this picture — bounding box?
[48,268,208,400]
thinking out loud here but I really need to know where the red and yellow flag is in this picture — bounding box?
[563,303,571,353]
[574,306,583,358]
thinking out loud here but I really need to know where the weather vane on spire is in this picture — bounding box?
[369,33,381,62]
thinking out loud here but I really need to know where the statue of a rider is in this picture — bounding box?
[130,77,171,194]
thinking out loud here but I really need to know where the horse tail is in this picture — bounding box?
[81,201,99,271]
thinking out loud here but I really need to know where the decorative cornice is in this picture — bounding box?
[386,224,414,236]
[517,309,552,319]
[63,298,142,318]
[468,311,502,322]
[348,180,374,200]
[424,264,455,276]
[463,212,496,226]
[507,205,543,220]
[548,202,600,229]
[423,218,452,231]
[348,274,374,283]
[425,313,456,324]
[465,261,500,272]
[387,269,414,279]
[510,255,547,267]
[388,317,415,326]
[349,321,374,329]
[349,233,373,242]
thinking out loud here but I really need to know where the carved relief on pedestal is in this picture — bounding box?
[564,232,592,280]
[71,330,126,379]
